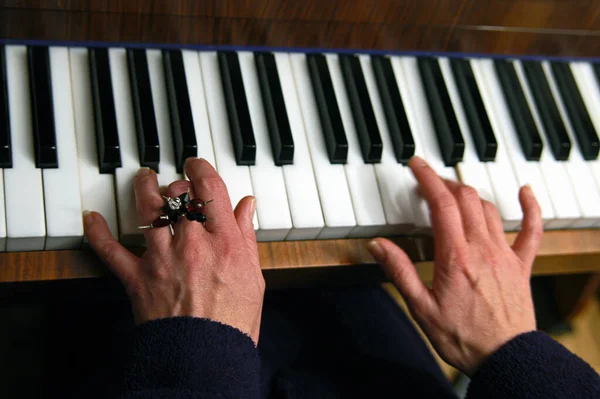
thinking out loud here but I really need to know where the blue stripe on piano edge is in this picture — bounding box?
[0,38,599,63]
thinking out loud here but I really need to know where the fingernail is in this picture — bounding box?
[250,197,257,216]
[408,156,426,167]
[136,167,152,177]
[82,210,93,228]
[185,157,215,171]
[523,184,536,198]
[185,157,206,163]
[367,240,385,262]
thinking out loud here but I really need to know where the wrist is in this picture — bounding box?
[463,328,537,376]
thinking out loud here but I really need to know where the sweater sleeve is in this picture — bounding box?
[466,331,600,399]
[118,317,261,399]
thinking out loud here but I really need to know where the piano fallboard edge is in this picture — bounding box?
[1,230,600,284]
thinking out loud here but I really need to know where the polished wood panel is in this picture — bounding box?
[0,0,462,24]
[1,230,600,283]
[459,1,600,31]
[1,3,600,57]
[2,1,600,31]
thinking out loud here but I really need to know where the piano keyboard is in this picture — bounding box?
[2,44,600,252]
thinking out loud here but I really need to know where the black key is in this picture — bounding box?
[450,58,497,162]
[551,62,600,160]
[592,63,600,94]
[218,51,256,165]
[307,54,348,164]
[494,60,543,161]
[339,54,382,163]
[89,48,122,173]
[255,52,294,166]
[522,61,571,161]
[0,45,11,168]
[417,57,465,166]
[127,48,160,171]
[371,56,415,164]
[28,46,58,169]
[163,50,197,173]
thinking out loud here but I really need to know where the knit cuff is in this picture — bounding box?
[467,331,600,399]
[122,317,260,398]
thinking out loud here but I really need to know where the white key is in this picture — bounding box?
[0,171,5,251]
[0,48,5,250]
[399,57,458,181]
[359,55,415,235]
[290,54,356,239]
[4,46,45,251]
[569,61,600,225]
[238,52,292,241]
[182,50,216,165]
[389,57,431,228]
[199,52,258,230]
[275,53,324,240]
[438,57,497,204]
[110,48,144,246]
[541,61,600,227]
[400,57,462,232]
[146,50,182,188]
[478,59,555,226]
[69,48,119,241]
[39,48,84,249]
[471,59,523,230]
[514,60,581,229]
[326,54,386,238]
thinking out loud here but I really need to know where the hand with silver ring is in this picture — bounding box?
[83,158,265,345]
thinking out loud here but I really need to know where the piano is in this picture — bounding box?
[0,1,599,309]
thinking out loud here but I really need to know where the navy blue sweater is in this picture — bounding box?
[118,317,600,399]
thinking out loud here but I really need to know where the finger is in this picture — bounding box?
[233,196,257,244]
[184,158,239,235]
[408,157,465,245]
[134,168,172,250]
[165,180,208,239]
[482,200,506,245]
[165,180,193,199]
[442,179,488,241]
[368,238,435,315]
[84,211,140,286]
[512,185,543,266]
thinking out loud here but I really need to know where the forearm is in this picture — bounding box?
[467,331,600,399]
[118,317,261,399]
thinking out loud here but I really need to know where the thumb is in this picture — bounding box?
[84,211,140,286]
[233,196,257,243]
[368,238,434,313]
[512,185,543,268]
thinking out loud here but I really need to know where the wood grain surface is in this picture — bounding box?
[1,230,599,283]
[2,0,600,30]
[1,1,600,57]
